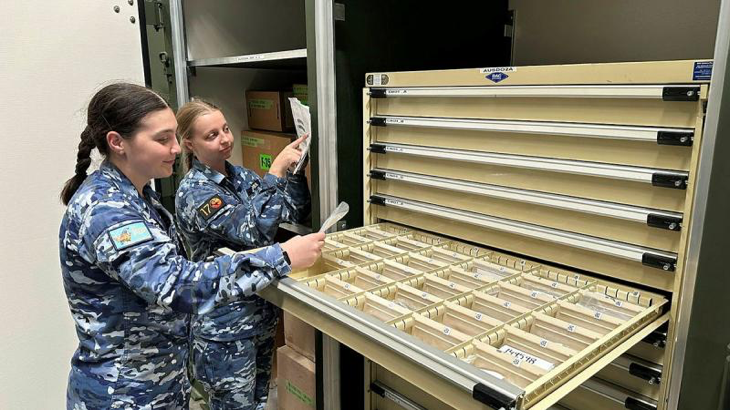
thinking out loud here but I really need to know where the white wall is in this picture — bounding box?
[0,1,144,408]
[509,0,721,65]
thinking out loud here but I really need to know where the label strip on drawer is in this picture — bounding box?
[370,194,678,271]
[368,84,700,101]
[369,116,694,146]
[369,143,689,189]
[369,169,683,231]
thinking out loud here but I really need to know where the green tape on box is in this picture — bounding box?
[285,380,314,407]
[259,154,272,171]
[241,136,264,147]
[249,99,274,110]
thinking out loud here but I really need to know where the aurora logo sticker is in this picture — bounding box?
[486,72,509,83]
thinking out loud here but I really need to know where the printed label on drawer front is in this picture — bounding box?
[479,66,517,74]
[385,172,404,180]
[498,345,555,371]
[693,61,713,81]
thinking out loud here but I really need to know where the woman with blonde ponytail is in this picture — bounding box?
[59,84,324,409]
[174,100,311,410]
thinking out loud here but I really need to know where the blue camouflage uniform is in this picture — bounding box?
[175,159,310,410]
[60,161,291,410]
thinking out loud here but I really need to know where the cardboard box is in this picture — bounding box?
[240,130,312,189]
[293,84,308,106]
[277,345,316,410]
[284,311,316,362]
[246,90,294,132]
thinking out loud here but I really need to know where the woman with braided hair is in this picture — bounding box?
[59,83,325,409]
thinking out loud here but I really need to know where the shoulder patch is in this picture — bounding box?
[109,221,153,251]
[198,194,226,220]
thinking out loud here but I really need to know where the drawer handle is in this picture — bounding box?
[367,84,700,101]
[371,194,678,271]
[369,142,689,189]
[372,168,684,230]
[370,115,694,147]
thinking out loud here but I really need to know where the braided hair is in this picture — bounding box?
[60,83,169,205]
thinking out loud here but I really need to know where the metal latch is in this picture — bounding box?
[647,214,682,231]
[662,86,700,101]
[368,143,387,154]
[628,362,663,385]
[472,383,518,410]
[657,130,694,146]
[369,170,386,180]
[642,253,677,272]
[651,172,688,190]
[369,195,386,206]
[369,88,387,98]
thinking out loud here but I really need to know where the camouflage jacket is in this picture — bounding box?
[175,159,310,341]
[60,161,290,409]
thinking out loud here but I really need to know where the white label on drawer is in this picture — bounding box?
[550,282,559,288]
[421,292,429,298]
[502,301,512,308]
[474,313,483,321]
[614,300,623,307]
[539,339,549,348]
[385,172,404,180]
[500,266,506,272]
[443,326,451,335]
[499,345,554,371]
[530,291,539,299]
[386,146,404,153]
[632,291,640,297]
[594,311,603,320]
[386,118,405,124]
[567,324,577,332]
[375,274,381,280]
[388,89,408,95]
[386,199,405,206]
[388,302,395,309]
[479,66,517,74]
[344,283,351,290]
[448,282,457,289]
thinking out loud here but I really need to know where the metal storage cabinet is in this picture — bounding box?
[253,59,716,409]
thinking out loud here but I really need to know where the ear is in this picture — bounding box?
[106,131,125,156]
[183,138,194,152]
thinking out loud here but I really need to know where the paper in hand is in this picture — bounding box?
[319,202,349,233]
[289,97,311,174]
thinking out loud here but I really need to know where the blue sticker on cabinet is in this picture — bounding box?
[693,61,713,81]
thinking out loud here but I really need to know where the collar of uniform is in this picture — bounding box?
[99,160,157,201]
[191,158,239,186]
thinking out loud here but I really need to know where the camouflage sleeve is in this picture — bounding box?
[282,171,312,224]
[83,204,291,315]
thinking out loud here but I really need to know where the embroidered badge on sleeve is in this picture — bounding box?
[198,194,226,220]
[109,221,154,250]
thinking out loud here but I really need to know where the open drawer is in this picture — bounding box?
[258,224,669,410]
